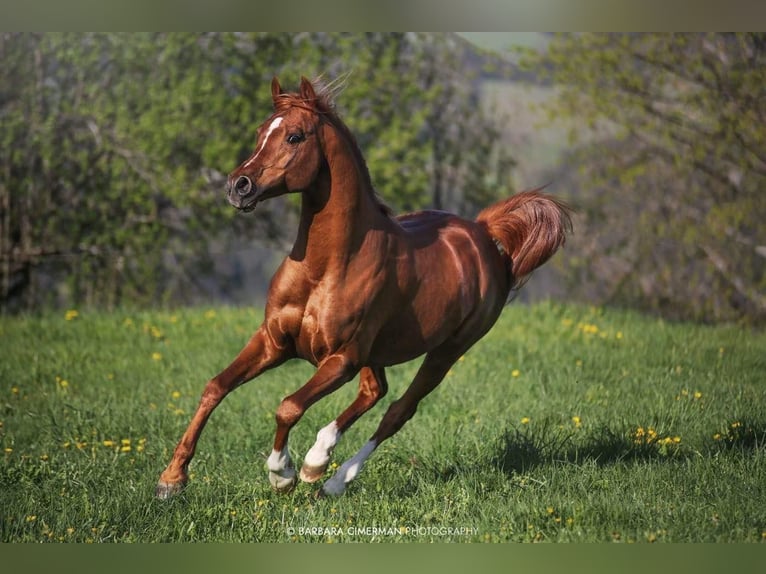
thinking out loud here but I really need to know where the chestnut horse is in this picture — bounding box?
[156,76,571,498]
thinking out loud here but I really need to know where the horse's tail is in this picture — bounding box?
[476,188,573,288]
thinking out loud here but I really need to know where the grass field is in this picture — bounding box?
[1,301,765,543]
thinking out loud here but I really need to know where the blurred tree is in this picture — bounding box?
[0,33,514,311]
[308,32,515,214]
[521,33,766,323]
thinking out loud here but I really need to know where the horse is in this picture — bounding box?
[156,76,572,498]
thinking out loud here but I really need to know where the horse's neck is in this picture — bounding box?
[291,126,385,270]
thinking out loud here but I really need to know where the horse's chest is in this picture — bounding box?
[294,297,362,364]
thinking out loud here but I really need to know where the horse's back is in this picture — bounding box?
[366,208,511,365]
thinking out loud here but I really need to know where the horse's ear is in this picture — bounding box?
[299,76,316,101]
[271,76,283,106]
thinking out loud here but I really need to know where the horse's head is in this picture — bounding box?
[227,76,326,212]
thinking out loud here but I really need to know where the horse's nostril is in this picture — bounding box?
[234,176,252,196]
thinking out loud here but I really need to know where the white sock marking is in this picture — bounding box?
[304,421,341,468]
[267,447,296,490]
[322,440,377,496]
[267,447,293,475]
[244,116,283,168]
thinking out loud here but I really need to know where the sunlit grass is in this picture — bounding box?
[1,302,765,542]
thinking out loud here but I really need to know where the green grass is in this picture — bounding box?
[1,302,765,543]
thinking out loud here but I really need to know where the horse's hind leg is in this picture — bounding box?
[156,328,287,499]
[300,366,388,483]
[267,354,360,492]
[320,350,457,496]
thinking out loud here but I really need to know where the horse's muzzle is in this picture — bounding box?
[226,176,258,211]
[233,176,253,196]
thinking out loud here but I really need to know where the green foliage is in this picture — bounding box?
[1,33,513,312]
[520,33,766,323]
[1,302,765,542]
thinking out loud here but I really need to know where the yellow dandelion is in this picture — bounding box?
[66,527,75,535]
[26,515,37,522]
[40,454,49,461]
[152,352,162,361]
[150,326,163,339]
[694,391,702,399]
[546,506,555,515]
[520,417,530,425]
[575,359,583,367]
[103,440,115,447]
[59,379,69,389]
[4,447,12,454]
[120,445,131,453]
[11,387,19,395]
[65,309,79,321]
[171,390,181,400]
[615,331,623,339]
[204,309,217,319]
[713,433,722,440]
[511,369,521,378]
[572,416,582,428]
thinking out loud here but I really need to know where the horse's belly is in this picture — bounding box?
[367,301,464,366]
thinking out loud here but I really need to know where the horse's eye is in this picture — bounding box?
[287,133,305,145]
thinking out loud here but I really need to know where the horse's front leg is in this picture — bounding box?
[267,354,359,492]
[299,366,388,483]
[156,327,288,499]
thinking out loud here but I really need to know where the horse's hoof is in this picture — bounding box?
[299,462,328,483]
[319,478,346,497]
[155,480,185,500]
[269,471,297,493]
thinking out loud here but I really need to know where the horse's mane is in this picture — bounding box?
[273,79,393,217]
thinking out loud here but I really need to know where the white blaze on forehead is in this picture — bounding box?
[244,116,284,168]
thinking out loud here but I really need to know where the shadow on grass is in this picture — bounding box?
[491,419,766,476]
